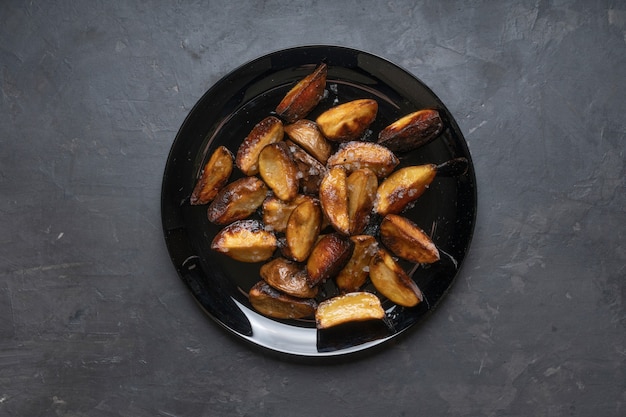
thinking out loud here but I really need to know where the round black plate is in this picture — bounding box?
[161,45,477,357]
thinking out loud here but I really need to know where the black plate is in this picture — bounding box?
[161,45,477,357]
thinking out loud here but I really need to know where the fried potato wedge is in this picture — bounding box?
[369,248,423,307]
[318,166,350,235]
[286,141,327,195]
[236,116,284,175]
[207,176,268,225]
[211,220,277,262]
[380,214,439,264]
[315,292,385,329]
[284,119,333,164]
[275,63,327,124]
[258,141,299,201]
[316,99,378,142]
[306,233,354,287]
[262,194,317,233]
[327,141,399,178]
[285,199,322,262]
[378,109,443,153]
[260,258,318,299]
[190,146,234,205]
[374,164,437,216]
[249,281,317,320]
[335,235,378,293]
[347,168,378,235]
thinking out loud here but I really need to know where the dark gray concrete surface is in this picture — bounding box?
[1,1,624,416]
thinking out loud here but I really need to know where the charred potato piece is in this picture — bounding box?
[275,63,327,124]
[306,233,354,287]
[315,292,385,329]
[316,99,378,142]
[284,119,333,164]
[369,248,423,307]
[347,168,378,235]
[262,194,317,233]
[374,164,437,216]
[378,109,443,153]
[259,258,318,299]
[380,214,439,264]
[285,199,322,262]
[190,146,234,205]
[236,116,284,175]
[207,176,268,225]
[327,141,399,178]
[335,235,378,293]
[258,142,299,202]
[249,281,317,320]
[318,166,350,235]
[211,220,277,262]
[286,141,327,195]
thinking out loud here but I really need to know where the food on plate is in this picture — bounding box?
[249,281,317,319]
[261,194,317,233]
[377,109,443,153]
[286,140,327,195]
[315,292,385,329]
[275,62,327,123]
[258,141,299,202]
[259,258,319,298]
[316,99,378,142]
[369,248,424,307]
[236,116,284,175]
[207,176,268,225]
[374,164,437,216]
[326,141,399,178]
[284,199,322,262]
[318,166,350,235]
[306,233,354,287]
[335,235,378,293]
[211,220,277,262]
[190,145,234,205]
[380,214,439,264]
[284,119,333,163]
[346,168,378,235]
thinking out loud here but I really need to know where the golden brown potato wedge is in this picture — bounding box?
[261,194,317,233]
[258,142,299,202]
[380,214,440,264]
[259,258,318,299]
[369,248,423,307]
[285,140,327,195]
[315,292,385,329]
[377,109,443,153]
[207,176,268,225]
[335,235,378,293]
[249,281,317,320]
[347,168,378,235]
[236,116,284,175]
[275,63,327,124]
[285,199,322,262]
[211,220,277,262]
[318,166,350,235]
[306,233,354,287]
[284,119,333,164]
[326,141,399,178]
[190,146,234,205]
[316,99,378,142]
[374,164,437,216]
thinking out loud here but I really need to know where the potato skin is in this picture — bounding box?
[377,109,443,153]
[211,220,277,263]
[374,164,437,216]
[260,258,318,299]
[236,116,284,175]
[306,233,354,287]
[380,214,439,264]
[258,141,299,202]
[275,63,327,124]
[315,292,385,329]
[249,281,317,319]
[316,99,378,142]
[369,248,423,307]
[190,146,233,205]
[207,176,268,225]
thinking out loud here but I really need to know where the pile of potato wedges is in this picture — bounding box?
[190,62,460,330]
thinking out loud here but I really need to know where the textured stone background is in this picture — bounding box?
[1,1,624,416]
